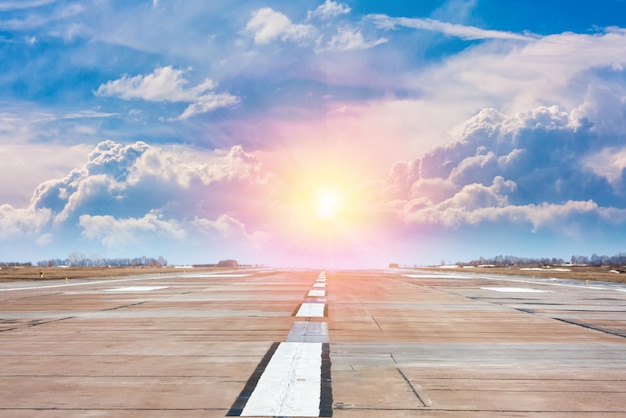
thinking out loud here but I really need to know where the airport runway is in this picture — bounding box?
[0,269,625,417]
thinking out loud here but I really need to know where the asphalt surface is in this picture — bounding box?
[0,268,625,417]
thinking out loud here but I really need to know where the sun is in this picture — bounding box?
[314,187,343,220]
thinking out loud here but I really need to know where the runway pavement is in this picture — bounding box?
[0,268,625,417]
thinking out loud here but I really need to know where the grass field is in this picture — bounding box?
[423,265,626,284]
[0,265,225,283]
[1,264,625,284]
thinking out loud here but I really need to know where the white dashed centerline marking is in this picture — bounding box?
[296,303,326,317]
[104,286,169,292]
[308,290,326,297]
[481,287,547,293]
[240,342,322,417]
[229,271,332,417]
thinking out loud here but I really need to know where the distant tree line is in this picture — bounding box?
[35,253,168,268]
[459,252,626,267]
[0,261,33,267]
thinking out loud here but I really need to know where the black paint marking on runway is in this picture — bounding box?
[226,342,280,416]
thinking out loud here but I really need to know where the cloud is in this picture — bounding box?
[584,147,626,186]
[384,98,626,233]
[0,139,274,260]
[95,66,239,120]
[419,29,626,115]
[29,140,267,228]
[32,110,118,123]
[0,204,51,240]
[246,7,317,45]
[325,26,388,52]
[193,214,269,250]
[308,0,351,20]
[0,0,57,11]
[245,5,386,52]
[368,14,535,41]
[79,211,186,249]
[0,2,83,31]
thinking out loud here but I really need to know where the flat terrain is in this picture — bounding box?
[0,266,226,282]
[0,268,625,417]
[422,265,626,283]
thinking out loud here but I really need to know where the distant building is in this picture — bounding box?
[217,259,238,268]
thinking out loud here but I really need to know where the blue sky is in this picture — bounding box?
[1,0,626,267]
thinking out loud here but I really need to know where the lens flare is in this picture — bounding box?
[314,187,342,220]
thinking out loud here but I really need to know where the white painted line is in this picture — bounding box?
[105,286,169,292]
[183,273,252,278]
[287,322,329,343]
[241,342,322,417]
[0,272,257,293]
[0,276,169,292]
[481,287,547,293]
[312,283,326,288]
[405,274,470,279]
[308,290,326,297]
[296,303,325,317]
[413,271,621,292]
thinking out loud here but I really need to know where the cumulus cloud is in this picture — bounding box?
[385,99,626,233]
[30,140,265,225]
[245,4,386,52]
[95,66,239,120]
[308,0,351,20]
[246,7,317,45]
[0,204,51,239]
[584,147,626,186]
[0,139,275,260]
[79,211,186,249]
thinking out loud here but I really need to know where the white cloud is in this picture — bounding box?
[369,14,535,41]
[0,204,51,239]
[0,2,83,30]
[584,147,626,186]
[383,97,626,233]
[0,0,57,11]
[401,195,601,232]
[245,5,386,52]
[54,174,125,224]
[127,143,262,187]
[422,29,626,115]
[246,7,317,45]
[95,66,239,120]
[324,26,388,52]
[0,139,277,261]
[32,109,117,123]
[79,211,186,249]
[308,0,351,20]
[29,140,267,230]
[193,213,264,239]
[192,214,269,252]
[177,92,243,120]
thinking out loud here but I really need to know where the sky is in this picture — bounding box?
[2,0,626,268]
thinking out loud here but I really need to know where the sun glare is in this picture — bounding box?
[315,187,342,220]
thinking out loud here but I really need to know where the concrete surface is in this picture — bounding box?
[0,269,625,417]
